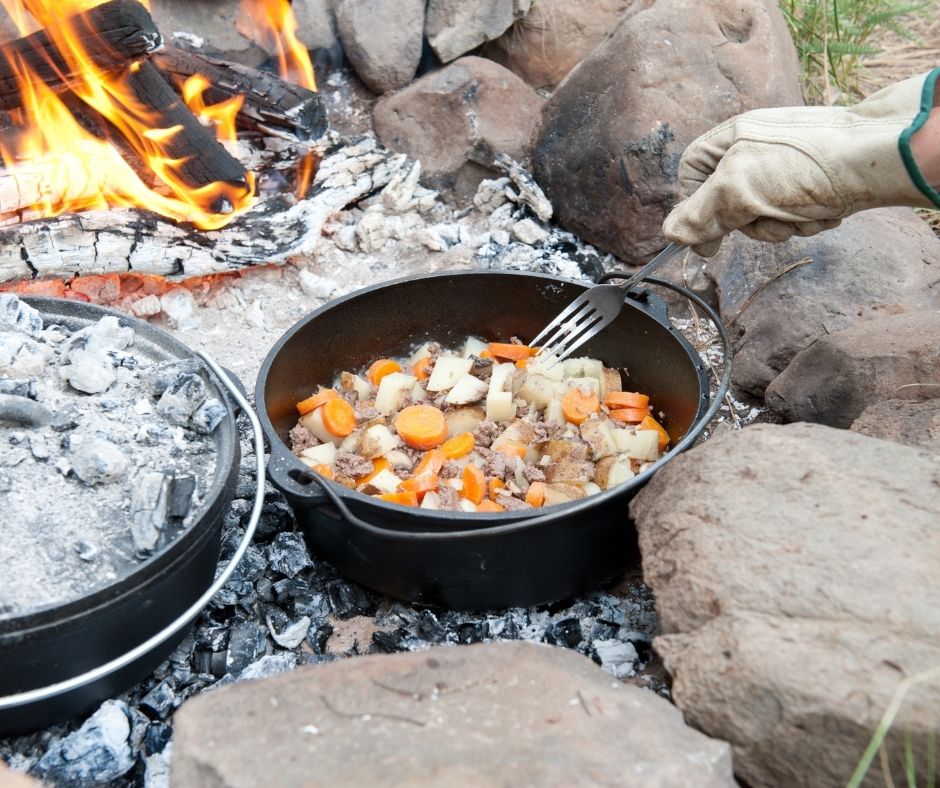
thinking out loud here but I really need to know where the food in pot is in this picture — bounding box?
[288,338,670,512]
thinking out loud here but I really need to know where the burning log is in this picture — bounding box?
[152,47,327,143]
[0,0,161,110]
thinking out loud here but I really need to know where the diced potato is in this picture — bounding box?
[421,491,441,510]
[374,372,417,415]
[545,398,565,425]
[612,428,659,461]
[516,374,558,409]
[340,371,372,399]
[458,499,478,513]
[360,468,402,494]
[488,362,514,393]
[444,374,488,405]
[542,483,587,506]
[580,419,618,460]
[600,367,622,398]
[300,407,343,446]
[408,342,433,367]
[462,337,488,358]
[384,449,414,470]
[300,442,337,466]
[579,482,603,496]
[445,406,485,437]
[344,423,401,458]
[493,419,539,448]
[562,357,603,381]
[594,454,635,489]
[410,381,428,403]
[536,439,590,463]
[526,357,564,381]
[486,390,516,422]
[426,356,472,392]
[559,376,600,397]
[544,460,595,484]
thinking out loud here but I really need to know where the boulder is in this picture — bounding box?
[484,0,637,91]
[630,423,940,788]
[532,0,802,265]
[171,642,735,787]
[765,310,940,427]
[374,57,544,199]
[851,398,940,450]
[292,0,340,53]
[149,0,267,67]
[426,0,532,64]
[701,208,940,397]
[335,0,424,94]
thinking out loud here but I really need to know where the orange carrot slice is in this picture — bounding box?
[604,391,650,410]
[495,443,527,459]
[609,407,650,424]
[639,414,670,451]
[441,432,474,459]
[488,477,506,501]
[487,342,536,362]
[461,463,486,505]
[367,358,401,386]
[395,404,448,450]
[477,499,505,513]
[296,388,338,415]
[561,389,599,425]
[311,463,334,479]
[411,449,446,478]
[321,398,356,437]
[377,490,418,507]
[356,457,390,485]
[412,356,433,380]
[525,481,546,507]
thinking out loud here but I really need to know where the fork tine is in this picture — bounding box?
[529,294,591,347]
[552,316,608,365]
[539,311,605,369]
[535,302,598,358]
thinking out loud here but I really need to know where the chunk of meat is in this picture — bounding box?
[354,403,381,422]
[523,464,546,483]
[440,460,463,479]
[472,420,500,448]
[495,493,531,511]
[437,483,459,510]
[334,452,374,478]
[289,423,319,456]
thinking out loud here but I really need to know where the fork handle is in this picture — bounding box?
[616,243,686,291]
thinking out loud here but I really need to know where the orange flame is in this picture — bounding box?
[182,74,243,147]
[0,0,256,229]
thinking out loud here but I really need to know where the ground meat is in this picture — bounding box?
[354,403,380,422]
[333,452,373,478]
[523,465,545,483]
[432,392,449,409]
[289,423,319,456]
[427,342,442,360]
[341,389,358,406]
[472,420,500,448]
[495,493,531,511]
[476,448,512,480]
[437,483,459,510]
[440,460,462,479]
[470,355,493,379]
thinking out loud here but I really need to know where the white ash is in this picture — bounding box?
[0,300,220,618]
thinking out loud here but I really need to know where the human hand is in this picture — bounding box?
[663,69,940,257]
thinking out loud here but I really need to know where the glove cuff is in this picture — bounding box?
[898,67,940,209]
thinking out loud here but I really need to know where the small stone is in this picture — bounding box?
[136,422,168,445]
[131,471,172,555]
[512,218,549,246]
[593,638,638,679]
[134,398,154,416]
[266,611,312,649]
[355,209,388,253]
[141,358,202,396]
[332,224,359,252]
[0,334,47,377]
[0,377,37,399]
[298,270,339,300]
[191,397,227,434]
[491,229,511,246]
[71,437,129,485]
[50,405,80,432]
[156,373,209,427]
[426,0,532,63]
[60,348,116,394]
[28,434,50,459]
[237,653,297,682]
[474,177,511,213]
[0,394,52,428]
[266,532,312,578]
[130,294,162,318]
[0,294,43,337]
[160,289,195,326]
[75,540,98,561]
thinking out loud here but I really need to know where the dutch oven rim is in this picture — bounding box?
[256,269,731,538]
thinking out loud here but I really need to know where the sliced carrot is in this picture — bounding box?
[561,389,599,425]
[487,342,536,362]
[461,463,486,505]
[609,407,650,424]
[477,499,505,513]
[495,443,527,459]
[525,481,546,507]
[515,358,529,369]
[399,473,439,500]
[488,477,506,501]
[296,387,338,415]
[441,432,474,459]
[639,414,670,451]
[377,490,418,507]
[395,404,448,450]
[478,349,492,359]
[311,463,334,479]
[367,358,401,386]
[604,391,650,410]
[411,449,446,478]
[412,356,433,380]
[321,398,356,437]
[356,456,390,485]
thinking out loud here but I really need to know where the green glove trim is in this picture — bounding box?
[899,67,940,209]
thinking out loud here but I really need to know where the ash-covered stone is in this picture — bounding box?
[0,294,42,337]
[74,540,98,561]
[593,638,639,679]
[238,653,297,682]
[496,153,553,222]
[191,397,226,434]
[70,436,129,485]
[141,358,201,397]
[265,609,311,649]
[0,394,52,428]
[156,373,208,427]
[0,333,47,377]
[50,405,80,432]
[28,434,50,460]
[60,348,116,394]
[0,378,37,398]
[131,471,172,556]
[66,315,134,355]
[266,532,312,578]
[225,621,269,675]
[106,349,139,368]
[135,422,168,445]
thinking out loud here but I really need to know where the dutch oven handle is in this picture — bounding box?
[0,353,266,712]
[269,280,734,536]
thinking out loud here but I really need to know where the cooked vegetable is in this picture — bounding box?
[561,389,599,425]
[595,455,635,489]
[536,439,589,463]
[379,490,418,506]
[477,499,505,512]
[600,368,622,397]
[364,468,404,494]
[639,414,670,451]
[461,463,486,505]
[524,481,546,507]
[310,463,334,478]
[296,387,338,415]
[516,374,557,409]
[356,456,390,485]
[300,407,342,446]
[543,460,595,484]
[412,357,433,380]
[444,374,488,405]
[579,419,618,460]
[367,359,402,386]
[426,356,472,392]
[485,363,516,422]
[375,372,417,415]
[612,428,659,461]
[488,477,506,500]
[604,391,649,409]
[340,371,372,399]
[395,404,448,450]
[609,407,650,424]
[461,337,488,358]
[322,398,356,437]
[444,406,485,438]
[342,423,400,458]
[542,483,586,506]
[301,442,337,466]
[441,432,474,459]
[488,342,536,362]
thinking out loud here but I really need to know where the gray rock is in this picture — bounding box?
[71,437,130,485]
[190,397,227,434]
[60,348,116,394]
[131,471,172,556]
[335,0,424,94]
[0,294,42,337]
[0,394,51,428]
[168,472,197,519]
[156,373,208,427]
[237,653,298,682]
[266,532,313,578]
[426,0,532,63]
[765,311,940,427]
[141,358,202,397]
[851,398,940,450]
[172,642,734,786]
[374,57,544,200]
[0,377,37,398]
[148,0,268,66]
[293,0,340,52]
[511,218,549,246]
[65,315,134,355]
[592,637,639,679]
[630,423,940,788]
[532,0,802,265]
[0,333,46,377]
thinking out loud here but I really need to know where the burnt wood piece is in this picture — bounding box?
[0,0,162,110]
[152,47,328,143]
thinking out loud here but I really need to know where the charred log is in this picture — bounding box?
[152,47,327,143]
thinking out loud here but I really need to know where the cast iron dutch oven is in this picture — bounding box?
[257,270,731,611]
[0,298,265,735]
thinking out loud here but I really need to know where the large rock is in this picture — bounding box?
[293,0,340,53]
[765,311,940,427]
[532,0,802,265]
[426,0,532,64]
[149,0,267,67]
[630,423,940,788]
[374,57,544,199]
[851,398,940,450]
[171,642,735,787]
[701,208,940,397]
[335,0,424,94]
[484,0,637,90]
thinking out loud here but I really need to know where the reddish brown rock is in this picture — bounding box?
[374,57,544,199]
[0,762,40,788]
[532,0,802,265]
[851,398,940,450]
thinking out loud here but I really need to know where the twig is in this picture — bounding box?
[726,257,813,327]
[319,693,426,727]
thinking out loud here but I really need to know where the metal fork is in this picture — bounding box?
[530,243,686,364]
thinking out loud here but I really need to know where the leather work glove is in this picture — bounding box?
[663,68,940,257]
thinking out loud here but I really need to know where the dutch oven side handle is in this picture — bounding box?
[0,353,266,712]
